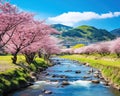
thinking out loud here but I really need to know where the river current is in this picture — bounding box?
[8,57,120,96]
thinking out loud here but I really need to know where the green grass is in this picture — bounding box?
[0,54,48,95]
[61,54,120,88]
[0,55,26,73]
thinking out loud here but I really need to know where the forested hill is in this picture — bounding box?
[52,24,115,42]
[111,28,120,37]
[51,24,73,32]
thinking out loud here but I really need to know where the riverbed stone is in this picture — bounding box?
[30,72,37,77]
[61,81,70,85]
[60,75,68,78]
[39,95,43,96]
[94,74,99,78]
[94,71,100,74]
[103,82,109,86]
[45,73,50,76]
[30,76,36,82]
[44,90,52,94]
[65,70,72,72]
[38,67,45,72]
[92,80,100,84]
[83,76,90,79]
[75,70,81,74]
[100,76,104,80]
[89,68,94,73]
[52,74,58,78]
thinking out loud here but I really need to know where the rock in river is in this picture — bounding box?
[65,70,72,72]
[61,81,70,85]
[92,80,100,84]
[75,70,81,74]
[44,90,52,94]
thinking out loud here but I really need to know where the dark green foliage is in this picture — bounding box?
[111,28,120,37]
[51,24,72,32]
[33,58,48,68]
[62,29,83,37]
[62,25,115,42]
[52,24,116,42]
[27,58,48,71]
[0,69,30,95]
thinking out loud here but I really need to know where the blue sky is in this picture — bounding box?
[10,0,120,31]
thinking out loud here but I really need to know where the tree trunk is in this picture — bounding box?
[12,52,18,64]
[116,53,120,58]
[25,52,36,64]
[38,52,42,58]
[11,49,20,64]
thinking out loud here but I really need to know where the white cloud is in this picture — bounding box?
[47,12,120,26]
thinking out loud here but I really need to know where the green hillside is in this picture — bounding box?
[62,25,115,42]
[51,24,72,32]
[111,28,120,37]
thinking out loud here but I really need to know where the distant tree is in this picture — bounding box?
[110,38,120,57]
[96,42,111,56]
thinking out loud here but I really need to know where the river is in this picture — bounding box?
[8,57,120,96]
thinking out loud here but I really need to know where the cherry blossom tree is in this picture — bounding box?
[110,38,120,57]
[95,41,112,56]
[0,2,33,49]
[1,1,61,64]
[21,36,60,64]
[38,36,61,61]
[5,20,59,64]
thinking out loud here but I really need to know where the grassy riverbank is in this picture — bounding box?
[0,55,48,95]
[61,54,120,90]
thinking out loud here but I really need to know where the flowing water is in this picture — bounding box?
[8,57,120,96]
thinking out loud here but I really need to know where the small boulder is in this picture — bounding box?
[75,70,81,74]
[89,68,94,73]
[30,72,36,77]
[52,74,58,78]
[103,82,109,86]
[94,71,100,74]
[60,75,67,78]
[30,76,36,82]
[45,73,49,76]
[38,67,44,72]
[65,70,72,72]
[39,95,43,96]
[83,62,87,65]
[61,81,70,85]
[44,90,52,94]
[100,76,104,80]
[86,63,90,67]
[57,62,61,64]
[94,74,99,78]
[92,80,100,84]
[83,76,90,79]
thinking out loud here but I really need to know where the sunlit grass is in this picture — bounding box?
[61,54,120,67]
[0,55,26,73]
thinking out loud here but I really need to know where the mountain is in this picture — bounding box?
[52,24,116,43]
[61,25,115,42]
[51,24,73,32]
[111,28,120,37]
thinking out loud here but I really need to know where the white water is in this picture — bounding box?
[69,80,91,87]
